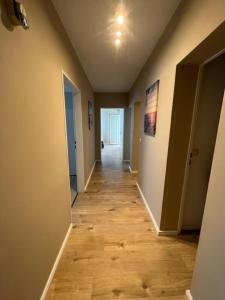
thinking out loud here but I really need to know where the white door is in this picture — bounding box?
[109,114,120,145]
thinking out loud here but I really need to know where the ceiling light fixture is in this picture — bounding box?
[117,15,124,25]
[116,31,122,37]
[115,38,121,46]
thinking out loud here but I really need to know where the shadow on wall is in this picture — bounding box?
[0,0,15,31]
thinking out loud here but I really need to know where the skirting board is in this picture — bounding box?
[135,182,179,236]
[129,165,138,174]
[84,160,96,191]
[40,223,72,300]
[186,290,194,300]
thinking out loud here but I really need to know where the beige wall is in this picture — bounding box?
[130,102,141,171]
[94,92,129,160]
[190,90,225,299]
[129,0,225,227]
[0,0,95,299]
[129,0,225,298]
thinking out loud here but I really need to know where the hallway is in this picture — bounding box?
[101,145,123,165]
[46,160,198,300]
[1,1,225,299]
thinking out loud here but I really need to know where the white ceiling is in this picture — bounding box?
[52,0,180,92]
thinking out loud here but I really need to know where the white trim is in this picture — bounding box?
[85,160,96,191]
[186,290,194,300]
[136,182,160,234]
[129,165,138,174]
[136,182,179,236]
[100,108,125,161]
[40,224,72,300]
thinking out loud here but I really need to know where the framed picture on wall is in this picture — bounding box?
[88,100,93,130]
[144,80,159,136]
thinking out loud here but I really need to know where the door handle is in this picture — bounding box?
[189,148,199,165]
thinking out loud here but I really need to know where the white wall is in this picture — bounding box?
[101,109,110,144]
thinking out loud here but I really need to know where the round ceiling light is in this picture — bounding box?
[117,15,124,25]
[116,31,122,37]
[115,38,121,46]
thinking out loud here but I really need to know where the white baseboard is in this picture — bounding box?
[40,223,72,300]
[136,182,179,236]
[186,290,194,300]
[136,182,160,234]
[84,160,96,191]
[129,165,138,174]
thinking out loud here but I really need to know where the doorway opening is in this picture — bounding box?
[64,79,77,204]
[100,108,124,163]
[180,52,225,231]
[130,102,141,173]
[63,73,85,206]
[160,22,225,233]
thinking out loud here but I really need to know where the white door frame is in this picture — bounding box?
[100,108,125,159]
[61,71,85,192]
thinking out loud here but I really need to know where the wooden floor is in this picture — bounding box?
[46,153,198,300]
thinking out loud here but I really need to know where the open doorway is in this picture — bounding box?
[180,52,225,231]
[63,73,85,206]
[160,23,225,234]
[100,108,124,163]
[64,79,77,205]
[130,102,141,173]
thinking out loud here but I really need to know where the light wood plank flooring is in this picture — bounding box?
[46,158,198,300]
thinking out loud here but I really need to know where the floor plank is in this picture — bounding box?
[46,148,198,300]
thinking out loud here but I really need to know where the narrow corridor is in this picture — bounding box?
[101,145,123,165]
[46,160,198,300]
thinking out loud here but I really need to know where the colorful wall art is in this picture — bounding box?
[144,80,159,136]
